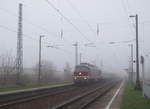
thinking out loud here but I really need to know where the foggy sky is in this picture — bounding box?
[0,0,150,76]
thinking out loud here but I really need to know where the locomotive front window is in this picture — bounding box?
[75,66,89,72]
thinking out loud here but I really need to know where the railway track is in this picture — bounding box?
[0,83,74,103]
[0,83,76,109]
[54,80,119,109]
[0,79,118,109]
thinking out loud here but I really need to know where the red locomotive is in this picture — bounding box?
[73,63,102,83]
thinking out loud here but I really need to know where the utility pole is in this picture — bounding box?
[129,44,134,82]
[100,60,103,72]
[130,14,141,90]
[141,56,145,96]
[38,35,45,85]
[16,3,23,85]
[79,53,82,64]
[73,42,78,66]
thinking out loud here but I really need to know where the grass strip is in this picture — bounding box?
[0,81,71,92]
[121,82,150,109]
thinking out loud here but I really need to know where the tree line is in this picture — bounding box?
[0,52,73,88]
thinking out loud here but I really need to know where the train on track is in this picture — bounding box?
[73,63,102,83]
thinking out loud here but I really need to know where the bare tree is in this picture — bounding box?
[0,52,16,87]
[34,60,57,84]
[63,62,72,81]
[41,60,57,83]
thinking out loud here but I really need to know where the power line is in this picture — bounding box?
[0,25,39,42]
[0,7,73,45]
[44,0,92,42]
[65,0,96,36]
[109,39,135,44]
[121,0,135,36]
[49,46,73,55]
[0,1,99,55]
[0,24,74,55]
[45,0,101,51]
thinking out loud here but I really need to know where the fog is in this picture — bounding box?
[0,0,150,78]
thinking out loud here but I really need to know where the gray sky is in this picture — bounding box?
[0,0,150,76]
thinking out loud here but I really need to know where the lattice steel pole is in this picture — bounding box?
[16,3,23,85]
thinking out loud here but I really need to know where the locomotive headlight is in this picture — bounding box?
[84,77,87,80]
[79,72,82,75]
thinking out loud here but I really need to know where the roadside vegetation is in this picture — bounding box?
[121,82,150,109]
[0,52,73,92]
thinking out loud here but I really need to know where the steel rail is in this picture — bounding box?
[0,84,75,108]
[54,80,119,109]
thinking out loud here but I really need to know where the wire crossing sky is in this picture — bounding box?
[0,0,150,76]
